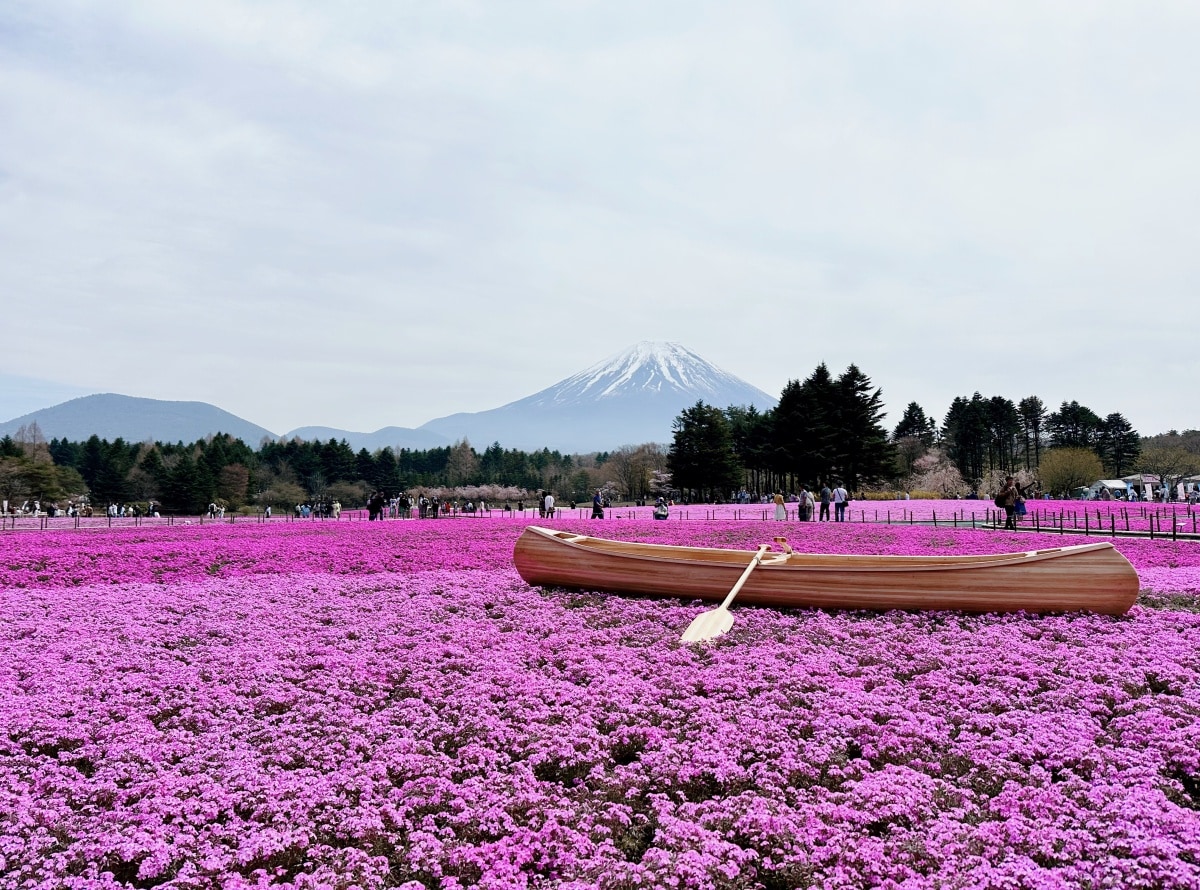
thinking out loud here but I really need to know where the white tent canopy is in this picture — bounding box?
[1088,480,1128,499]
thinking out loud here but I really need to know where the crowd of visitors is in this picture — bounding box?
[757,482,853,522]
[0,499,163,518]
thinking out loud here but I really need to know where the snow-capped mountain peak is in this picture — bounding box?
[418,342,777,452]
[530,341,767,406]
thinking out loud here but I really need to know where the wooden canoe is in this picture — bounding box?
[512,526,1140,615]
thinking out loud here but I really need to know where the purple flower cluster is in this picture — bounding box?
[2,516,1199,888]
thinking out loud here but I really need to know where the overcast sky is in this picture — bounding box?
[2,1,1197,437]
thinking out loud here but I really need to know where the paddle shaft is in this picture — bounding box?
[716,544,771,610]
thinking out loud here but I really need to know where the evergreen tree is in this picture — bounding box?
[891,402,936,476]
[985,396,1021,473]
[942,394,990,488]
[724,405,771,495]
[374,447,404,491]
[48,437,82,467]
[767,379,809,488]
[892,402,936,446]
[355,449,376,486]
[831,364,894,490]
[479,442,506,482]
[195,438,227,502]
[79,435,106,492]
[762,363,838,489]
[320,439,358,483]
[1095,413,1140,477]
[162,453,207,513]
[667,401,742,502]
[81,438,137,505]
[1046,401,1102,449]
[288,441,324,490]
[795,363,839,484]
[1017,396,1047,470]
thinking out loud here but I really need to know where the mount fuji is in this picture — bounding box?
[418,342,777,452]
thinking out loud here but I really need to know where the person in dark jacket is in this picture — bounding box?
[998,476,1019,530]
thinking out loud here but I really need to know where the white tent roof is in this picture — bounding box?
[1090,480,1128,489]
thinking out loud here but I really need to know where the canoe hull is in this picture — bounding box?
[512,526,1139,615]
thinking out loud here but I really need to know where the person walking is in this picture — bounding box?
[544,491,555,519]
[819,485,832,521]
[591,490,605,519]
[773,491,787,521]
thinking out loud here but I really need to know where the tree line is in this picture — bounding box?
[4,366,1196,513]
[665,363,893,502]
[0,428,644,515]
[665,366,1199,501]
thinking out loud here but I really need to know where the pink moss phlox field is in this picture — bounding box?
[2,516,1199,889]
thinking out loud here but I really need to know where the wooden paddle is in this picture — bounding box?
[681,544,771,643]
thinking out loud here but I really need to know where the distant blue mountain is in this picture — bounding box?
[0,394,277,445]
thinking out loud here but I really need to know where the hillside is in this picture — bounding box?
[0,394,277,445]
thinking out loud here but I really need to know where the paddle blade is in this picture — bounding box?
[681,607,735,644]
